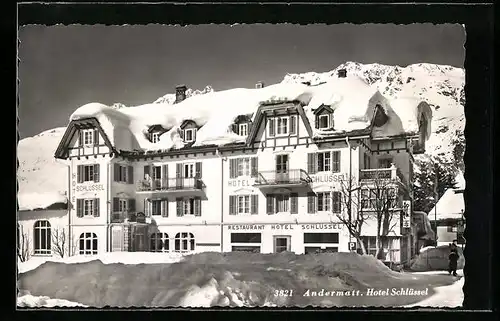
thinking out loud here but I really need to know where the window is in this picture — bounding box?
[174,232,195,253]
[229,157,258,178]
[151,132,161,143]
[276,117,289,136]
[82,129,94,145]
[238,195,250,214]
[113,164,133,184]
[231,233,261,252]
[232,246,260,253]
[176,197,202,216]
[276,154,289,173]
[447,225,458,233]
[305,247,338,254]
[151,200,162,216]
[79,232,98,255]
[184,128,196,143]
[276,194,289,213]
[361,188,397,210]
[184,163,195,178]
[364,154,371,169]
[304,233,339,244]
[317,152,331,172]
[318,114,330,129]
[33,220,51,255]
[317,192,331,212]
[239,123,248,136]
[379,158,393,168]
[150,233,169,252]
[77,198,100,218]
[274,236,291,253]
[361,236,400,261]
[77,164,100,183]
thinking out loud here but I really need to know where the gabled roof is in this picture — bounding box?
[147,124,168,133]
[245,100,313,146]
[312,104,334,115]
[234,114,253,123]
[180,119,199,129]
[54,117,116,159]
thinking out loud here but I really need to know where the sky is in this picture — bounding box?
[18,23,465,138]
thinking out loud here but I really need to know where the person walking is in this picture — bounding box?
[448,247,459,277]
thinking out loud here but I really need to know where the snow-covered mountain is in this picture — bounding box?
[17,62,465,210]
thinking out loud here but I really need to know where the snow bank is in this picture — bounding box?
[405,270,463,308]
[428,188,465,221]
[19,252,457,307]
[410,246,465,272]
[18,251,187,274]
[17,294,87,308]
[69,73,428,152]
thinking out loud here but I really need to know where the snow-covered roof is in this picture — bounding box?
[428,188,464,221]
[67,73,430,153]
[18,192,67,211]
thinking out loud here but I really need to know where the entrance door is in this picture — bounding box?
[274,235,291,253]
[152,166,162,190]
[275,154,289,183]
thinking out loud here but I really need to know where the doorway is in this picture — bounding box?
[275,154,289,183]
[274,235,291,253]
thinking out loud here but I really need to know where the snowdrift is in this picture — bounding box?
[18,252,456,307]
[410,246,465,272]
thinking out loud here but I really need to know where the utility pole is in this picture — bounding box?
[433,160,438,247]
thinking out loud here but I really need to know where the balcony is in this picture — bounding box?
[253,169,312,188]
[136,177,203,193]
[111,212,148,224]
[359,166,408,189]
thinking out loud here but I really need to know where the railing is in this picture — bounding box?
[359,166,408,188]
[254,169,311,186]
[136,177,203,192]
[111,212,148,223]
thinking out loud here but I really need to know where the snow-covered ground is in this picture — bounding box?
[18,251,187,274]
[405,269,464,308]
[17,294,87,308]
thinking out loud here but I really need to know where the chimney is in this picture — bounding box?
[255,81,264,89]
[175,85,187,103]
[337,69,347,78]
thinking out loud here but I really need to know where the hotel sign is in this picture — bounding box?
[227,223,343,231]
[402,200,411,228]
[311,173,349,184]
[227,179,252,188]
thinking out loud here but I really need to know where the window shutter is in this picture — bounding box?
[113,197,119,212]
[93,198,100,217]
[93,164,100,183]
[290,193,298,214]
[94,129,99,146]
[76,199,84,218]
[229,159,237,179]
[266,194,275,215]
[251,157,258,177]
[79,130,84,147]
[307,193,317,214]
[290,116,296,135]
[307,153,317,174]
[129,198,136,212]
[195,162,202,178]
[176,163,182,178]
[332,192,341,213]
[251,195,258,215]
[143,165,150,179]
[315,114,319,129]
[193,129,197,142]
[161,200,168,217]
[332,151,341,172]
[176,198,183,217]
[77,165,83,183]
[268,118,275,137]
[229,196,236,215]
[114,164,120,182]
[194,198,202,216]
[162,165,168,187]
[231,123,238,134]
[127,166,134,184]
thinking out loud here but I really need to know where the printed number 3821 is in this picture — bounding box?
[274,290,293,297]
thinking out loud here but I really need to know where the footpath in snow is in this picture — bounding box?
[405,269,464,308]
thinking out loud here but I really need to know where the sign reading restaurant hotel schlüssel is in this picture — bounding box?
[227,223,343,231]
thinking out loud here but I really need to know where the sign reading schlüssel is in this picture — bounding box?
[402,200,411,228]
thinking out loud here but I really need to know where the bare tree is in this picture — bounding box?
[17,228,32,263]
[52,228,78,258]
[335,176,368,254]
[360,167,402,260]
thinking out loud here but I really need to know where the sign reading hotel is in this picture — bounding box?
[227,223,343,231]
[228,179,252,188]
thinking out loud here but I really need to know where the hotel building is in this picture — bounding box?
[25,71,432,264]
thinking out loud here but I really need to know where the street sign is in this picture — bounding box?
[348,242,357,251]
[402,200,411,228]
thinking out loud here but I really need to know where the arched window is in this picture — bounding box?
[150,233,169,252]
[79,233,98,255]
[174,232,195,253]
[33,220,51,255]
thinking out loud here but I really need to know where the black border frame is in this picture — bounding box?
[7,1,497,320]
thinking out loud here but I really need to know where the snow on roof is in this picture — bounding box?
[18,192,67,211]
[69,74,429,152]
[428,188,464,221]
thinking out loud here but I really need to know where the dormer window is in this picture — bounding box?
[313,104,334,130]
[151,132,161,143]
[184,128,196,143]
[238,123,248,136]
[318,114,330,129]
[268,115,297,137]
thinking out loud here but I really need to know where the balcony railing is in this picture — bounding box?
[359,166,408,188]
[254,169,311,187]
[111,212,148,223]
[136,177,203,192]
